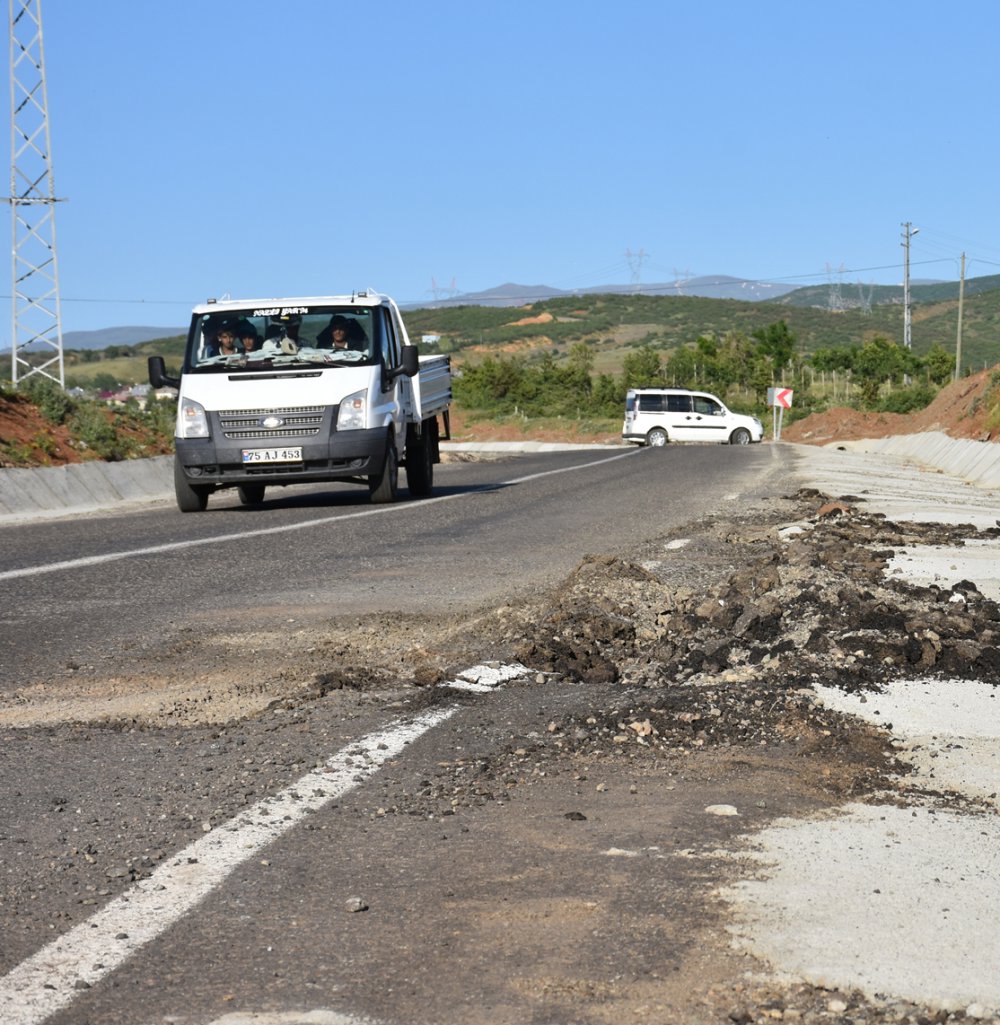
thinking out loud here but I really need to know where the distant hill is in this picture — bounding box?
[776,273,1000,310]
[411,276,803,309]
[1,325,184,358]
[63,325,185,351]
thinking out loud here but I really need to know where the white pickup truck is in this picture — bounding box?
[148,290,451,512]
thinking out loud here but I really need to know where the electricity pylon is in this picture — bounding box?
[7,0,64,387]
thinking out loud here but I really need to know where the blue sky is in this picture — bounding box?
[8,0,1000,333]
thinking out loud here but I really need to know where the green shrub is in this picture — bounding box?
[20,376,75,424]
[875,385,936,414]
[68,404,129,460]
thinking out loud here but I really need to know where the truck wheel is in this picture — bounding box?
[369,437,399,503]
[646,427,668,447]
[237,484,266,506]
[729,428,751,446]
[405,421,435,497]
[174,459,210,512]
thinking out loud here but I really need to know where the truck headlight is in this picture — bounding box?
[179,399,210,438]
[337,390,366,431]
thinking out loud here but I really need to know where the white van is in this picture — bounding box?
[622,388,764,447]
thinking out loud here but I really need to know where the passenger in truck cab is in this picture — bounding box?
[237,321,261,353]
[207,323,241,358]
[317,314,367,352]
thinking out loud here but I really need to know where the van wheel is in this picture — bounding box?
[646,428,668,447]
[369,436,399,503]
[730,428,751,446]
[174,459,210,512]
[238,484,266,506]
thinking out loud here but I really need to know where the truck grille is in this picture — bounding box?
[218,405,326,440]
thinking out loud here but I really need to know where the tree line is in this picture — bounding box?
[452,321,958,419]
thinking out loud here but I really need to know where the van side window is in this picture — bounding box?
[638,394,665,412]
[693,396,722,415]
[666,395,691,413]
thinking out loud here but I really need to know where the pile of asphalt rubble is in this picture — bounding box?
[475,488,1000,792]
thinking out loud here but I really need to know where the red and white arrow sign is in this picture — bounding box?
[773,388,793,409]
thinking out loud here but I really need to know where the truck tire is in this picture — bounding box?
[646,427,669,447]
[729,428,751,446]
[237,484,266,506]
[369,436,399,504]
[174,459,210,512]
[405,419,436,497]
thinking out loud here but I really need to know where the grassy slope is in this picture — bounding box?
[403,290,987,376]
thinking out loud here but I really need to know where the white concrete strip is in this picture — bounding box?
[815,677,1000,808]
[443,661,531,693]
[887,540,1000,601]
[208,1012,372,1025]
[726,803,1000,1011]
[0,449,642,583]
[787,442,1000,529]
[726,677,1000,1010]
[0,707,456,1025]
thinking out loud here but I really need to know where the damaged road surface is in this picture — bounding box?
[2,444,1000,1025]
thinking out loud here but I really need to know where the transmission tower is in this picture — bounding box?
[825,262,845,312]
[427,276,459,301]
[856,280,874,315]
[7,0,65,387]
[624,248,648,292]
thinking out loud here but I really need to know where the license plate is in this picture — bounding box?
[242,447,303,464]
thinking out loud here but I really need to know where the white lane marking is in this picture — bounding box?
[443,661,531,693]
[0,449,642,582]
[0,707,455,1025]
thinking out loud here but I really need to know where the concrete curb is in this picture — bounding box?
[823,432,1000,489]
[0,456,174,521]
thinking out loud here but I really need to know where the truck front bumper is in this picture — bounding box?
[175,426,388,488]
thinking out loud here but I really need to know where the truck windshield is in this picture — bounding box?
[187,305,377,372]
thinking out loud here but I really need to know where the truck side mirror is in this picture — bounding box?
[148,355,180,390]
[400,344,419,378]
[387,344,419,382]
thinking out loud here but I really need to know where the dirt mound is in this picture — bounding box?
[0,392,89,466]
[783,367,1000,446]
[0,392,173,468]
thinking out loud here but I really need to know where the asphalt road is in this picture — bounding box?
[0,443,792,1025]
[0,445,787,691]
